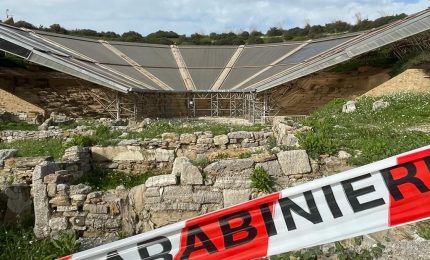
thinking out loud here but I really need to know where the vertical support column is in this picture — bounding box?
[211,93,219,117]
[115,92,121,120]
[262,93,270,124]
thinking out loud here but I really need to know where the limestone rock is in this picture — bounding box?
[70,184,92,195]
[172,157,203,185]
[228,131,253,139]
[117,139,141,146]
[284,134,299,147]
[145,174,178,187]
[49,217,68,230]
[161,133,179,142]
[338,151,352,159]
[256,160,283,177]
[223,189,251,207]
[179,133,197,144]
[214,176,252,189]
[213,135,229,146]
[155,148,175,162]
[342,100,356,113]
[372,100,390,111]
[0,149,17,161]
[49,196,70,206]
[204,158,254,176]
[277,150,311,176]
[91,146,155,162]
[192,191,222,204]
[129,184,146,214]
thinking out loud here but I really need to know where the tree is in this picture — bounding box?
[49,24,68,34]
[121,31,144,42]
[14,20,36,29]
[247,36,264,44]
[267,27,284,37]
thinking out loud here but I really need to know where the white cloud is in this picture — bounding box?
[2,0,429,35]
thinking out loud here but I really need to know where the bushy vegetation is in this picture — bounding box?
[0,139,65,159]
[251,166,274,193]
[298,93,430,165]
[129,120,265,140]
[0,225,78,260]
[0,121,38,131]
[67,125,121,147]
[8,13,407,45]
[78,167,159,190]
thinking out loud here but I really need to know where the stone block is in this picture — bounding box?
[204,159,254,176]
[192,191,223,204]
[256,160,283,177]
[47,183,57,197]
[49,196,70,206]
[145,174,178,187]
[161,133,180,142]
[83,204,108,214]
[144,187,160,197]
[70,184,92,195]
[213,135,229,146]
[0,149,17,161]
[56,184,69,196]
[49,217,68,230]
[179,133,197,144]
[277,150,311,176]
[223,189,251,207]
[162,186,193,203]
[228,131,253,139]
[172,157,203,185]
[56,205,78,212]
[214,176,252,189]
[155,148,175,162]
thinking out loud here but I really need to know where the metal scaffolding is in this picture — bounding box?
[88,90,272,123]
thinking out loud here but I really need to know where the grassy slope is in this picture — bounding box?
[298,93,430,165]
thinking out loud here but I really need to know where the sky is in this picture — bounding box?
[1,0,429,36]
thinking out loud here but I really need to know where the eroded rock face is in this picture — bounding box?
[0,149,17,161]
[172,157,203,185]
[277,150,311,176]
[204,158,254,176]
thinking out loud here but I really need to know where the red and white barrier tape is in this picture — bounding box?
[59,145,430,260]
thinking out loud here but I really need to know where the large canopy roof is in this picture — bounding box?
[0,8,430,93]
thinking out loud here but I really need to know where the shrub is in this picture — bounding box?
[251,167,274,193]
[78,167,158,190]
[191,157,212,169]
[238,151,252,159]
[68,134,96,147]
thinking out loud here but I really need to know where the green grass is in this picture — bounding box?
[0,121,38,131]
[0,225,78,260]
[298,93,430,165]
[67,125,121,147]
[416,220,430,240]
[78,167,159,190]
[129,120,266,140]
[0,139,66,159]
